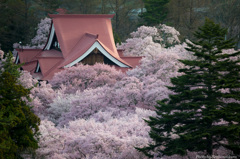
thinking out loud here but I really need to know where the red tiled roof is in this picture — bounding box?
[49,14,131,68]
[59,33,97,67]
[97,40,132,67]
[17,49,42,63]
[18,14,142,80]
[49,14,118,58]
[37,49,63,58]
[41,68,63,81]
[38,58,63,76]
[117,49,125,57]
[21,60,38,73]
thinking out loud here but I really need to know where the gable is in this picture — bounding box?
[64,41,130,68]
[37,58,63,76]
[21,61,38,73]
[81,48,104,65]
[49,14,119,59]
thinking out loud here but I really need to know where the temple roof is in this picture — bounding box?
[48,14,119,59]
[17,14,142,80]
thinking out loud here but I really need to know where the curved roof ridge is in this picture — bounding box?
[67,33,97,57]
[43,22,53,50]
[22,60,38,66]
[58,34,97,68]
[37,49,63,58]
[96,39,132,68]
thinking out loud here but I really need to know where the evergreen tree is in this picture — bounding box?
[140,0,169,26]
[0,0,39,52]
[0,53,40,158]
[35,0,62,15]
[0,52,22,78]
[137,19,240,157]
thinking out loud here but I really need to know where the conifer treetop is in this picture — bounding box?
[136,18,240,158]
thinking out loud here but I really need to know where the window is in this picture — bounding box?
[50,33,61,51]
[35,62,41,73]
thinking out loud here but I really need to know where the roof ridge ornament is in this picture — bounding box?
[56,8,67,14]
[85,33,99,39]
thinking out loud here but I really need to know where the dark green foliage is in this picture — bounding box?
[0,52,22,78]
[137,19,240,157]
[113,31,122,45]
[0,0,39,52]
[0,72,40,159]
[35,0,62,15]
[140,0,169,26]
[0,51,39,158]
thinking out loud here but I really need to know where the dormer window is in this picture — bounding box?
[50,33,61,51]
[35,62,41,73]
[44,24,61,51]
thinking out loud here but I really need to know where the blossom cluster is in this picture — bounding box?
[118,24,180,57]
[16,23,234,158]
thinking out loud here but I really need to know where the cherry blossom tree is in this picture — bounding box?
[17,21,238,158]
[13,17,51,50]
[36,108,156,159]
[18,73,57,119]
[55,76,144,126]
[49,63,125,94]
[17,47,236,159]
[31,17,51,48]
[19,70,38,89]
[118,24,180,57]
[0,48,4,60]
[126,43,194,107]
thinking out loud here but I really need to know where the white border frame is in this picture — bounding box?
[64,41,129,68]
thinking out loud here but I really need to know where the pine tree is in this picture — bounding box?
[137,19,240,157]
[0,52,22,78]
[0,0,39,52]
[140,0,169,26]
[0,53,40,158]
